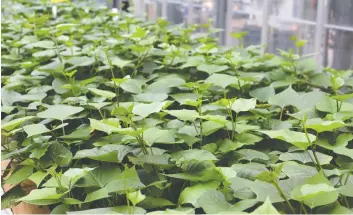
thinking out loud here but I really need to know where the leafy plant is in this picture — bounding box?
[1,0,353,214]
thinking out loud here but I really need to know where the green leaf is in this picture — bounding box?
[205,73,239,89]
[87,88,116,99]
[23,124,51,137]
[66,206,146,214]
[305,118,345,133]
[316,96,353,113]
[171,149,217,162]
[259,129,316,150]
[63,198,83,205]
[179,181,220,207]
[32,49,56,58]
[132,102,165,118]
[25,40,54,49]
[197,190,233,214]
[291,171,338,208]
[268,86,299,108]
[331,93,353,101]
[127,190,146,206]
[52,78,69,94]
[89,118,120,134]
[133,92,168,102]
[143,127,176,146]
[18,188,65,205]
[251,197,280,214]
[84,188,111,203]
[105,166,145,192]
[66,56,94,67]
[279,151,332,165]
[202,121,224,136]
[111,56,132,69]
[164,109,199,121]
[249,86,275,102]
[76,166,121,188]
[37,105,84,121]
[74,145,133,163]
[231,31,248,39]
[131,27,147,38]
[232,98,257,113]
[120,79,144,94]
[316,133,353,150]
[1,116,36,132]
[145,75,185,93]
[197,63,228,75]
[251,180,284,203]
[5,166,34,186]
[60,125,91,140]
[28,171,49,186]
[40,142,72,167]
[235,149,269,162]
[337,184,353,197]
[139,197,175,209]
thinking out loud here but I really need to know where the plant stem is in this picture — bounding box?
[302,122,327,177]
[273,182,296,214]
[198,101,203,145]
[279,108,284,121]
[104,48,119,106]
[301,202,308,214]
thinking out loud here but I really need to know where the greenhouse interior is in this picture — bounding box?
[1,0,353,214]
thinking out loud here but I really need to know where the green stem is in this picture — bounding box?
[301,201,308,214]
[273,182,296,214]
[302,122,327,177]
[279,108,284,121]
[198,101,203,145]
[104,49,119,106]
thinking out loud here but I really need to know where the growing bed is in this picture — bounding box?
[1,0,353,214]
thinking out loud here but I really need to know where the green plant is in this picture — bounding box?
[1,0,353,214]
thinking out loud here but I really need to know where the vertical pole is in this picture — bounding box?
[133,0,140,17]
[314,0,328,72]
[260,0,270,56]
[139,0,145,19]
[162,0,167,20]
[224,0,232,46]
[153,1,158,22]
[112,0,119,13]
[187,2,194,26]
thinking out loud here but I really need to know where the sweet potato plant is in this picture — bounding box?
[1,0,353,214]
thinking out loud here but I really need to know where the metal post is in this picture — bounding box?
[187,2,194,26]
[153,1,158,22]
[314,0,328,72]
[260,0,270,56]
[214,0,226,45]
[224,0,233,46]
[162,0,167,19]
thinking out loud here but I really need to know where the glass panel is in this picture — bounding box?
[189,1,214,26]
[232,0,264,13]
[327,0,353,27]
[324,29,353,70]
[270,0,317,21]
[166,3,186,24]
[230,1,263,46]
[157,1,162,17]
[267,21,315,55]
[145,3,156,21]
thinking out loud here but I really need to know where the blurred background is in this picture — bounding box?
[97,0,353,70]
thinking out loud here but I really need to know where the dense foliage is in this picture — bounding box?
[1,0,353,214]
